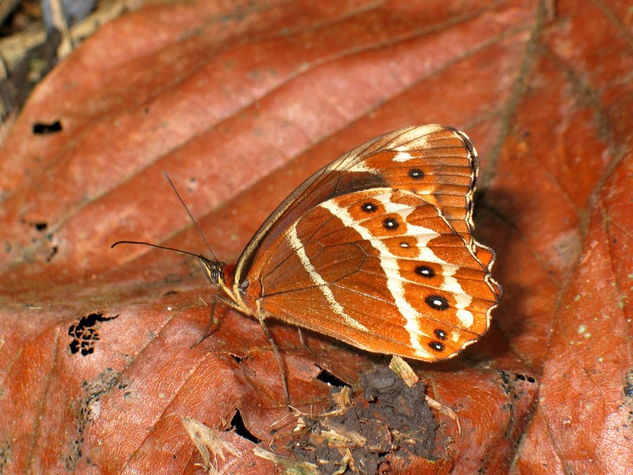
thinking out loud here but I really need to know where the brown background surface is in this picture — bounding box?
[0,0,632,472]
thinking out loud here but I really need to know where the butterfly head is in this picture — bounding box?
[198,256,225,286]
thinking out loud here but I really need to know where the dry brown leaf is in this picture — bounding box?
[1,0,631,472]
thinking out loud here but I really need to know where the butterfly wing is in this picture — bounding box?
[245,188,497,360]
[228,124,499,360]
[233,125,489,287]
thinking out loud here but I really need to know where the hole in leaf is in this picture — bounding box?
[230,410,260,443]
[316,367,350,388]
[68,313,119,356]
[514,373,536,384]
[32,120,62,134]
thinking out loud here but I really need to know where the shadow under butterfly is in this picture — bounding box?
[113,124,501,403]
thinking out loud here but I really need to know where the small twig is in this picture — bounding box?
[0,0,127,71]
[253,447,318,474]
[425,395,461,435]
[182,416,240,475]
[49,0,74,58]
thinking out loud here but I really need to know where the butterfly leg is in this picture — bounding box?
[297,328,314,355]
[191,294,230,348]
[257,316,291,409]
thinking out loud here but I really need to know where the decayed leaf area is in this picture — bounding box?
[1,0,632,473]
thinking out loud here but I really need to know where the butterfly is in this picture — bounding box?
[115,125,500,398]
[197,125,499,363]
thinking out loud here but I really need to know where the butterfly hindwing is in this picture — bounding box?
[247,188,497,361]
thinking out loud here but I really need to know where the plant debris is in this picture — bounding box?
[287,366,438,473]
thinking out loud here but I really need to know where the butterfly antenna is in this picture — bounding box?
[110,240,207,260]
[162,171,218,262]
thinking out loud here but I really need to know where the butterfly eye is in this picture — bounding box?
[408,168,424,179]
[200,260,223,285]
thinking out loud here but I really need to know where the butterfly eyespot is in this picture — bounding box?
[408,168,425,179]
[425,294,449,310]
[428,341,445,352]
[415,265,435,278]
[434,328,447,340]
[361,202,378,212]
[383,217,399,230]
[399,242,410,248]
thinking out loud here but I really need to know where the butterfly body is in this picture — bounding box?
[200,125,499,363]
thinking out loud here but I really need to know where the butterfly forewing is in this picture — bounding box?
[350,131,478,240]
[233,125,481,285]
